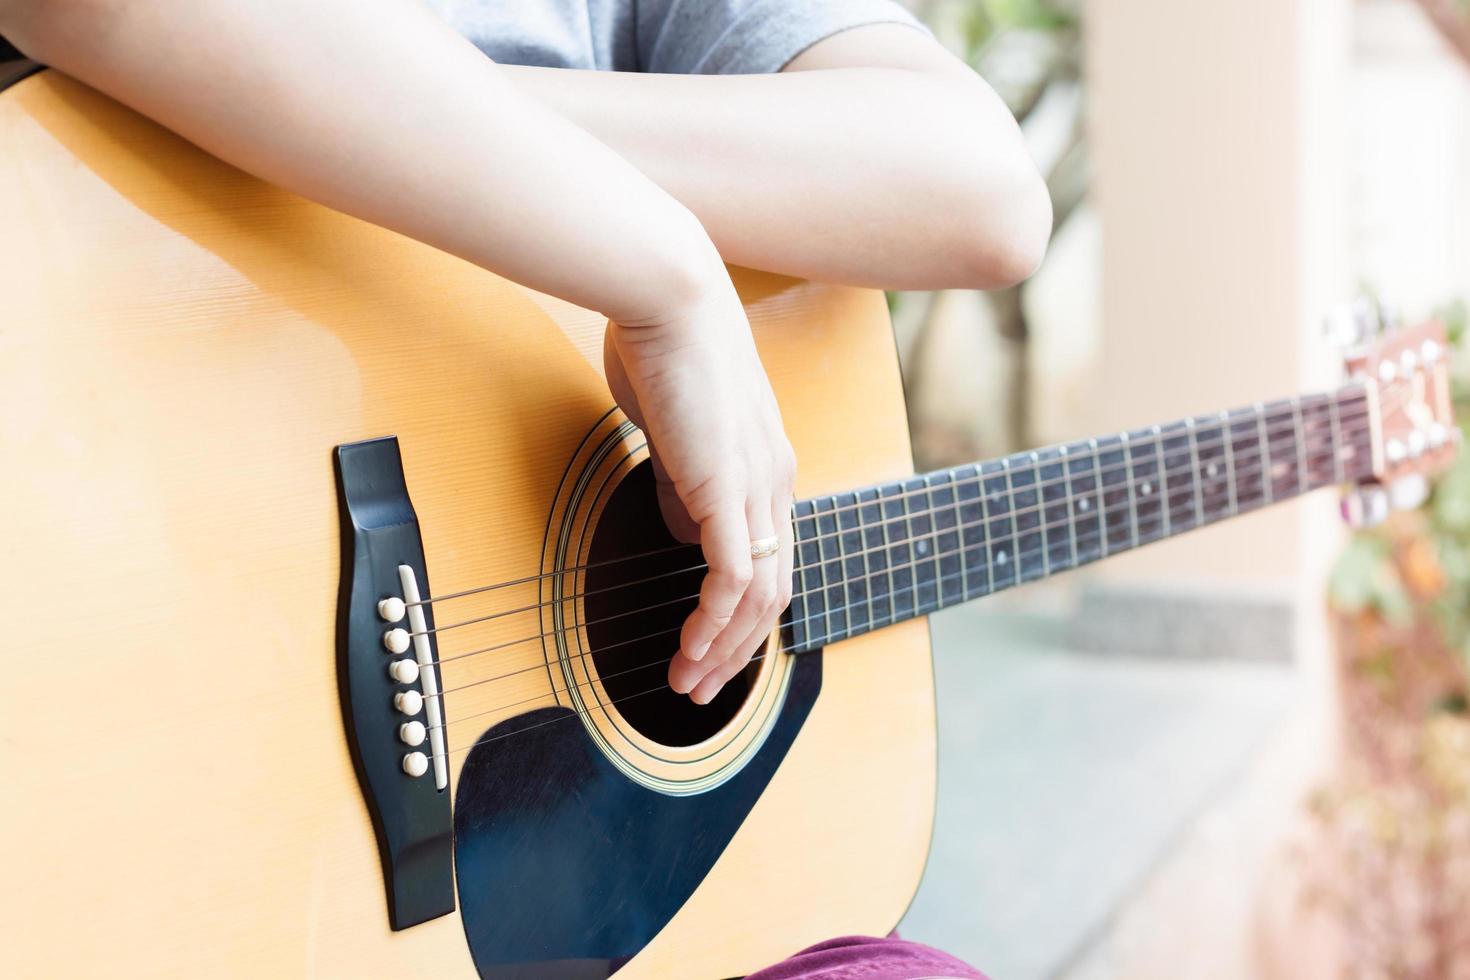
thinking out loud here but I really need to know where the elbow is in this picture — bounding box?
[953,160,1053,291]
[922,75,1054,290]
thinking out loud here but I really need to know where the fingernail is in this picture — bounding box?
[691,691,710,705]
[687,643,710,663]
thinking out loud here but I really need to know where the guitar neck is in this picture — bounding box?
[782,383,1376,653]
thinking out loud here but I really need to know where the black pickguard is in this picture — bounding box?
[453,652,820,978]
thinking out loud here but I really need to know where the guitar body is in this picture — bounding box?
[0,71,935,978]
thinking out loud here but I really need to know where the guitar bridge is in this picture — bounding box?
[334,436,455,930]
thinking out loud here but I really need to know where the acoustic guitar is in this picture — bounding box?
[0,60,1459,979]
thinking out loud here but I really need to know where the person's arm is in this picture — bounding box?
[504,24,1052,290]
[0,0,795,704]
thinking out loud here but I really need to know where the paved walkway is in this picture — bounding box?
[898,605,1297,980]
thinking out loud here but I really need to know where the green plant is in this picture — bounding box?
[1313,299,1470,979]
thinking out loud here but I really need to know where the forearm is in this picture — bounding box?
[505,34,1050,290]
[1,0,720,324]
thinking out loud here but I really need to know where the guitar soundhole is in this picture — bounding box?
[583,461,753,747]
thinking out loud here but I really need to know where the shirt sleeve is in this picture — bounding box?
[636,0,931,75]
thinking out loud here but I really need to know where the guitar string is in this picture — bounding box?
[436,669,776,759]
[429,462,1335,714]
[425,420,1378,758]
[420,435,1362,723]
[414,430,1363,683]
[434,647,780,748]
[404,390,1380,610]
[407,408,1374,644]
[411,403,1377,642]
[402,389,1421,762]
[408,397,1376,614]
[429,427,1339,756]
[412,427,1373,691]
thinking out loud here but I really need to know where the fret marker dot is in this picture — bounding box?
[1077,498,1090,512]
[1207,463,1220,478]
[916,540,929,555]
[997,550,1008,565]
[1141,482,1153,495]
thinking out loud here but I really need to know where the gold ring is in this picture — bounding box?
[749,535,780,560]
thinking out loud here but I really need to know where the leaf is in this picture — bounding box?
[1329,534,1413,626]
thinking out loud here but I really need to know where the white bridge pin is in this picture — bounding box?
[384,628,411,654]
[402,752,429,778]
[389,659,420,685]
[394,690,424,716]
[377,597,407,623]
[399,721,427,747]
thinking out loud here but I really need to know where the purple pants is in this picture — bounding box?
[747,935,987,980]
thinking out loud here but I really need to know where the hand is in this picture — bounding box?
[603,272,796,705]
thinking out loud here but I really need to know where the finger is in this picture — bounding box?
[692,500,779,670]
[689,624,773,705]
[687,496,792,702]
[674,591,771,699]
[676,504,752,671]
[771,494,795,616]
[672,501,779,695]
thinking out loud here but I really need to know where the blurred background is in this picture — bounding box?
[890,1,1470,977]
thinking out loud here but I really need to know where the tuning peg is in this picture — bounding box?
[1388,474,1429,512]
[1341,484,1389,528]
[1324,303,1370,349]
[1376,299,1402,333]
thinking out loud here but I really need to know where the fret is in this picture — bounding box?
[1121,431,1140,550]
[930,471,965,609]
[858,487,894,629]
[906,475,941,615]
[790,499,823,651]
[880,483,916,622]
[1327,394,1346,484]
[1128,426,1165,545]
[1068,439,1103,564]
[814,497,846,644]
[1227,405,1267,513]
[1090,438,1109,559]
[1036,446,1073,574]
[1009,454,1046,583]
[1254,404,1274,506]
[1264,400,1303,502]
[1160,421,1197,533]
[983,460,1018,592]
[1338,387,1376,481]
[1218,410,1238,516]
[1194,416,1232,524]
[1184,418,1205,528]
[1097,434,1132,555]
[1291,396,1309,491]
[955,466,989,600]
[1299,394,1338,490]
[1058,446,1081,569]
[834,491,869,640]
[1153,424,1171,539]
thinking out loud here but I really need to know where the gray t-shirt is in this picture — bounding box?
[424,0,926,74]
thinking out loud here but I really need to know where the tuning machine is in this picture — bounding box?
[1323,296,1386,353]
[1340,483,1389,528]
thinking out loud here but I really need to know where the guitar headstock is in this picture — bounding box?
[1335,305,1460,524]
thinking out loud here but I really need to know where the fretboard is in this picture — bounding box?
[782,385,1374,653]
